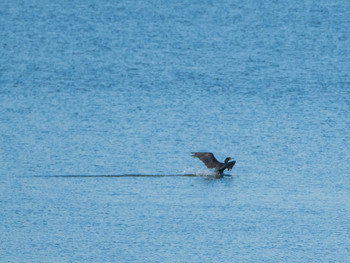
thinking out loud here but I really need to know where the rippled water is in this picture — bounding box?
[1,0,350,262]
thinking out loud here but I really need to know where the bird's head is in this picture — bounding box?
[224,157,233,163]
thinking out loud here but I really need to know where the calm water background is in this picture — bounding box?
[1,0,350,262]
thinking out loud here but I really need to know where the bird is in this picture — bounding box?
[192,152,236,177]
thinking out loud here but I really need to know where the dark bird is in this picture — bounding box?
[192,152,236,177]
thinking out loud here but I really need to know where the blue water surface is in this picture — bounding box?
[1,0,350,262]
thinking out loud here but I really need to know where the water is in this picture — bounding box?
[1,0,350,262]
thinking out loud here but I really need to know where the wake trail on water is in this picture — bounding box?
[32,169,233,178]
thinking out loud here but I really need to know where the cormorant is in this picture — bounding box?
[192,152,236,176]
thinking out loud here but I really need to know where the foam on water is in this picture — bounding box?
[182,168,235,178]
[183,168,214,176]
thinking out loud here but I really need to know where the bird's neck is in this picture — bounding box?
[224,158,230,163]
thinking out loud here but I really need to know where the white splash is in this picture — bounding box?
[182,168,217,177]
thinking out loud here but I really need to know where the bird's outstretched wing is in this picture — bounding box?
[226,161,236,171]
[192,152,221,169]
